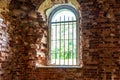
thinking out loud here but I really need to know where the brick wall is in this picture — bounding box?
[0,0,120,80]
[81,0,120,79]
[0,18,9,80]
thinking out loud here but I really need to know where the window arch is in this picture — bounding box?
[48,5,80,66]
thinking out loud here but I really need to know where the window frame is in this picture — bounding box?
[48,4,80,67]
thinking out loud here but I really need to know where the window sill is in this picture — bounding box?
[36,64,82,68]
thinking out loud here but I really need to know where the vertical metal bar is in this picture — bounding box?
[55,20,57,65]
[72,17,74,65]
[59,17,61,65]
[76,17,78,65]
[68,17,70,65]
[64,16,65,65]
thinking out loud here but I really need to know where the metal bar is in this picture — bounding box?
[75,22,77,65]
[59,17,61,65]
[72,17,74,65]
[51,39,76,41]
[51,23,74,26]
[64,16,65,65]
[55,20,57,64]
[68,17,70,65]
[76,19,78,65]
[51,20,77,24]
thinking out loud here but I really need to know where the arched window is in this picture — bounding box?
[48,5,79,66]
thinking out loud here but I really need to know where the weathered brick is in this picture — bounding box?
[0,0,120,80]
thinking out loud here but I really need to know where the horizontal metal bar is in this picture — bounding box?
[51,39,76,41]
[51,24,75,27]
[51,20,76,24]
[36,65,81,68]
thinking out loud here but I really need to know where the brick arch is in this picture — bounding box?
[37,0,81,20]
[35,0,83,67]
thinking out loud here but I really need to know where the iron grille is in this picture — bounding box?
[50,15,77,66]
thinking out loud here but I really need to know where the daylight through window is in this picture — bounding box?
[49,5,79,66]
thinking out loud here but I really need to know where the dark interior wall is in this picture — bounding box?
[80,0,120,79]
[0,0,120,80]
[1,0,47,80]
